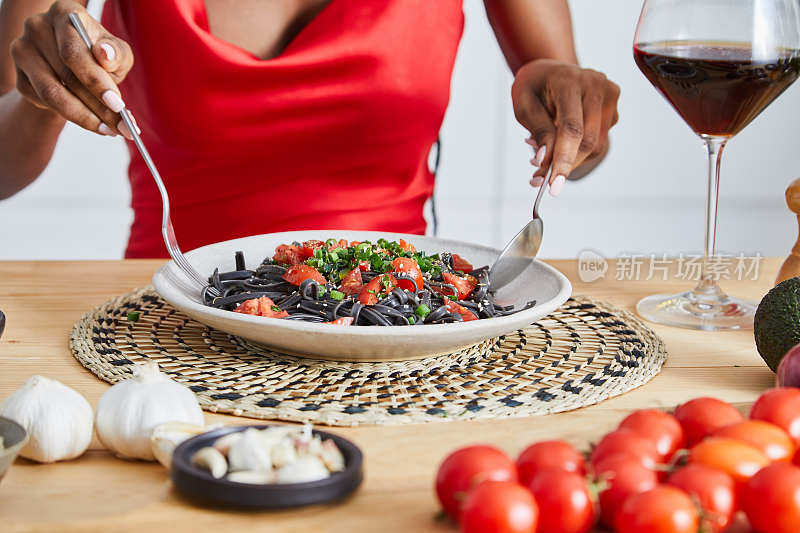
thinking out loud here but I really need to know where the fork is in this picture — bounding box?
[69,13,212,293]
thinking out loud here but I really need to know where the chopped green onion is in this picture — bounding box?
[271,305,282,312]
[415,304,431,318]
[316,286,327,298]
[127,311,140,322]
[330,290,346,301]
[448,295,457,301]
[407,316,416,325]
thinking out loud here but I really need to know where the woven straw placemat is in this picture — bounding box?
[70,287,667,426]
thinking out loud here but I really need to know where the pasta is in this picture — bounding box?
[202,238,534,326]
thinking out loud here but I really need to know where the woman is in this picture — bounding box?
[0,0,619,258]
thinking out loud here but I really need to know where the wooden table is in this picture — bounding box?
[0,259,778,532]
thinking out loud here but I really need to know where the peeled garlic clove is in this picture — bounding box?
[150,422,208,469]
[212,431,243,456]
[191,447,228,479]
[227,470,276,484]
[270,437,297,469]
[319,439,345,472]
[276,455,329,484]
[228,428,272,472]
[0,375,93,463]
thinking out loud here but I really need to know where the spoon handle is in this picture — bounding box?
[532,173,548,220]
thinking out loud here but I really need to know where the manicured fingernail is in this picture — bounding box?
[530,157,540,168]
[534,145,547,166]
[525,137,538,150]
[550,175,566,197]
[530,176,545,187]
[98,123,116,136]
[102,90,125,113]
[117,120,133,140]
[99,43,116,62]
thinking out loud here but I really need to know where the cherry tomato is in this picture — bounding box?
[615,486,699,533]
[516,440,586,486]
[435,445,518,520]
[452,253,473,273]
[340,267,363,296]
[391,257,423,292]
[273,244,306,265]
[357,274,398,305]
[593,454,659,527]
[398,239,417,253]
[460,481,538,533]
[689,437,770,490]
[357,260,371,271]
[282,264,326,286]
[794,447,800,467]
[674,397,744,446]
[619,409,686,461]
[667,464,736,533]
[328,238,349,250]
[323,317,354,326]
[233,296,289,318]
[445,300,478,322]
[590,429,661,471]
[750,387,800,445]
[742,462,800,533]
[712,419,795,462]
[440,272,478,300]
[526,469,595,533]
[300,239,325,258]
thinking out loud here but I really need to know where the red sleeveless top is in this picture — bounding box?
[101,0,464,258]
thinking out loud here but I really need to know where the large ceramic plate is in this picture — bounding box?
[152,231,572,361]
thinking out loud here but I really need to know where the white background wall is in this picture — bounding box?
[1,0,799,260]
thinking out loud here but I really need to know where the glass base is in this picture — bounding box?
[636,286,756,331]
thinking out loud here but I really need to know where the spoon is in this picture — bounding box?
[69,13,210,291]
[488,177,548,292]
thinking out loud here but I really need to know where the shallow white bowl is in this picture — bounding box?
[152,231,572,361]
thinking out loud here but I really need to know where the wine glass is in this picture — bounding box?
[633,0,800,331]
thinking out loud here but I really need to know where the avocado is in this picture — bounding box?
[754,277,800,372]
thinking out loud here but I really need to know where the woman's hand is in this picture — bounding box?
[512,59,620,196]
[10,1,135,138]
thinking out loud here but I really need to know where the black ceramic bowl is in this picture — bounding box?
[171,425,363,509]
[0,309,5,340]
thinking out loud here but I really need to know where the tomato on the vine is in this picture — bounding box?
[516,440,586,486]
[712,419,795,462]
[673,397,744,446]
[619,409,686,460]
[590,428,661,470]
[460,481,538,533]
[742,462,800,533]
[435,446,518,520]
[667,464,736,533]
[750,387,800,446]
[526,469,595,533]
[615,486,699,533]
[593,454,659,527]
[689,437,769,490]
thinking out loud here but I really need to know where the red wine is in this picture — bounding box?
[634,41,800,136]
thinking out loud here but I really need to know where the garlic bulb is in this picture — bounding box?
[0,375,93,463]
[150,421,208,468]
[95,362,204,460]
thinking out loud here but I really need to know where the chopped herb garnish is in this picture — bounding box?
[448,295,457,301]
[316,286,327,298]
[127,311,140,322]
[415,304,431,318]
[271,305,282,312]
[407,316,416,325]
[330,290,345,301]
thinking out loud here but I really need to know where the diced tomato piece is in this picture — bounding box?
[324,317,354,326]
[340,267,364,296]
[273,244,306,265]
[391,257,423,292]
[301,240,325,259]
[358,274,398,305]
[452,253,473,273]
[282,264,327,286]
[350,241,361,247]
[328,239,349,251]
[234,297,289,318]
[445,300,478,322]
[441,272,477,300]
[357,260,371,272]
[399,239,417,253]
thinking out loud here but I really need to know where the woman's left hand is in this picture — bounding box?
[511,59,620,196]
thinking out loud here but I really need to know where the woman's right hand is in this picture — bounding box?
[10,1,135,138]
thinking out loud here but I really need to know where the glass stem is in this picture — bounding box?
[693,136,727,299]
